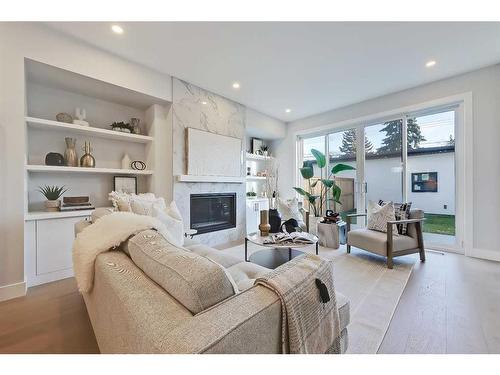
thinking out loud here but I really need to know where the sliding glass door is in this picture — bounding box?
[297,105,460,251]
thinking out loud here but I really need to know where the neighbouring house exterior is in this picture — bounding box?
[307,146,455,215]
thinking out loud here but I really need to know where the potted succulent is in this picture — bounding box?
[293,149,355,234]
[37,185,68,212]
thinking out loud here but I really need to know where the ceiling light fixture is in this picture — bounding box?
[425,60,436,68]
[201,101,207,105]
[232,82,240,89]
[111,25,124,34]
[285,108,291,113]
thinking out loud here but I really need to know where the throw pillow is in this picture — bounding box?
[130,197,166,216]
[378,200,412,234]
[367,200,398,234]
[277,198,306,230]
[153,201,184,248]
[128,229,235,314]
[109,192,164,212]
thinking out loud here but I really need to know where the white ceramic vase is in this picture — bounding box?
[121,153,131,169]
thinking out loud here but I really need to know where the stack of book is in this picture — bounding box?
[60,196,95,211]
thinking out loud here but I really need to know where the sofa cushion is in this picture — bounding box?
[185,243,241,269]
[348,228,418,256]
[226,262,270,291]
[128,230,235,314]
[336,292,350,332]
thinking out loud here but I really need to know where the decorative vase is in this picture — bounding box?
[259,210,271,236]
[269,208,282,233]
[80,141,96,168]
[64,137,78,167]
[45,199,60,212]
[130,118,141,134]
[308,215,321,236]
[121,153,131,169]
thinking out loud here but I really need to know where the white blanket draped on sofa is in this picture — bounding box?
[73,212,172,292]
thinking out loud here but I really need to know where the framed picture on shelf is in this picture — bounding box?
[251,138,263,154]
[113,176,138,194]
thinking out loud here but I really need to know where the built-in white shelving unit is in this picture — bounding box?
[23,59,172,288]
[26,165,154,175]
[245,152,272,161]
[177,174,245,183]
[26,117,154,143]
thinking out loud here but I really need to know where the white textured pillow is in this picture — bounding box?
[278,198,305,228]
[109,192,159,212]
[153,201,184,247]
[130,197,166,216]
[367,200,398,234]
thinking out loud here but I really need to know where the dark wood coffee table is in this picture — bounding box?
[245,233,319,269]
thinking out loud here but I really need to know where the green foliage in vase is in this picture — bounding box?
[293,149,355,217]
[37,185,68,200]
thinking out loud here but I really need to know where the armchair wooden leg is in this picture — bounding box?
[387,255,393,269]
[387,223,394,269]
[419,247,426,262]
[347,244,351,254]
[416,221,426,263]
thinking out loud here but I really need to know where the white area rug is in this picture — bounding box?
[222,243,415,354]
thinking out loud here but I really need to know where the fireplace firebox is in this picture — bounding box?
[190,193,236,234]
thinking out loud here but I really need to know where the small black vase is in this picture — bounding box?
[269,208,282,233]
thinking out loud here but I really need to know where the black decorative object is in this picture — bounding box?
[280,218,298,234]
[315,278,330,304]
[268,208,282,233]
[131,160,146,170]
[45,152,64,166]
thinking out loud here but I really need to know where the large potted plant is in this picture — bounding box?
[293,149,355,234]
[37,185,68,212]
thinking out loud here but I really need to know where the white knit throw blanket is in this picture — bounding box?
[255,254,341,354]
[73,212,170,292]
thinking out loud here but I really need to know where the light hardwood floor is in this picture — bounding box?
[0,250,498,354]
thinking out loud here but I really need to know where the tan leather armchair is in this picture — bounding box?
[346,209,426,269]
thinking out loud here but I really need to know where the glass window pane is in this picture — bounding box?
[328,130,357,218]
[407,110,456,245]
[364,120,403,204]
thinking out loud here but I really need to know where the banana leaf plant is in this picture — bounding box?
[293,149,355,217]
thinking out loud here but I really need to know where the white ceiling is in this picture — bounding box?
[46,22,500,122]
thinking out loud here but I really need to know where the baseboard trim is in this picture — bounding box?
[468,248,500,262]
[0,281,27,302]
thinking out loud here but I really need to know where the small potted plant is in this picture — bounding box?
[37,185,68,212]
[260,144,269,157]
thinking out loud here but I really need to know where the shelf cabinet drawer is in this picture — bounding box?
[36,217,83,275]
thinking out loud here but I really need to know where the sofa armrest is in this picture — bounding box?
[158,285,282,353]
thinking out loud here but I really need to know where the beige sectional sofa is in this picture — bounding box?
[75,219,350,354]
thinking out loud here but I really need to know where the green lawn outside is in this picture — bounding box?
[340,210,455,236]
[423,213,455,235]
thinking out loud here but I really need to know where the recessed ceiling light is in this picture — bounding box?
[111,25,124,34]
[285,108,291,113]
[232,82,240,89]
[201,101,207,105]
[425,60,436,68]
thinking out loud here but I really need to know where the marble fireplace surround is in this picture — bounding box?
[172,78,246,246]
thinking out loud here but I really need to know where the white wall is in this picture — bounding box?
[246,108,285,141]
[275,64,500,259]
[0,22,173,301]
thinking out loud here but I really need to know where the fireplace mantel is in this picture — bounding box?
[177,175,245,183]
